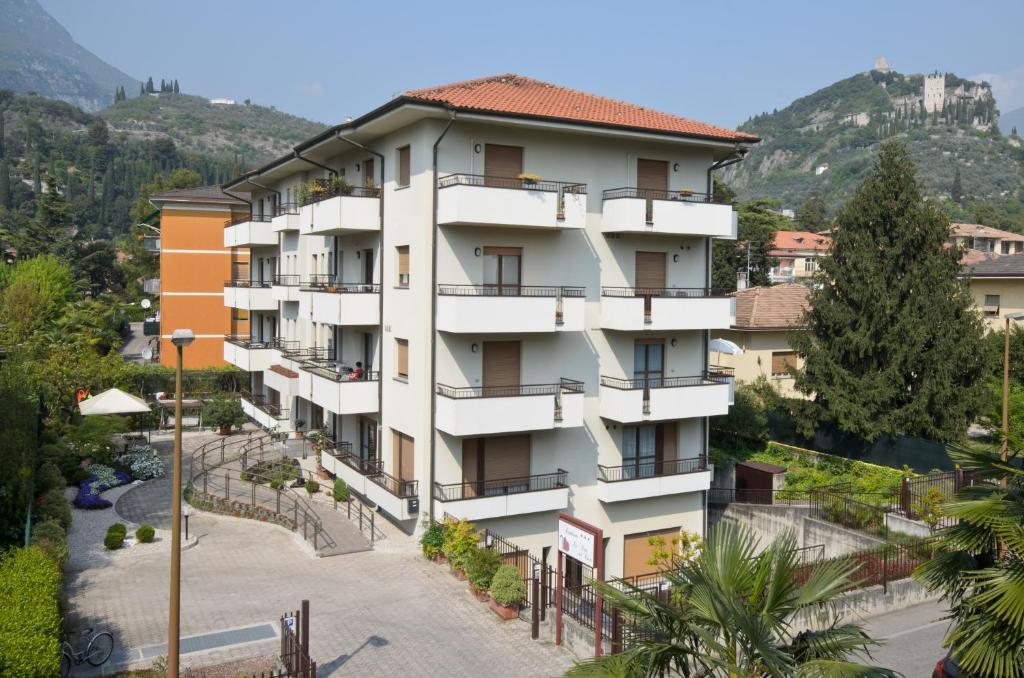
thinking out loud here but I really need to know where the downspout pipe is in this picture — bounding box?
[335,133,386,462]
[428,109,457,525]
[293,149,337,177]
[244,177,282,213]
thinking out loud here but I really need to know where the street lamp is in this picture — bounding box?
[167,329,194,678]
[1001,312,1024,467]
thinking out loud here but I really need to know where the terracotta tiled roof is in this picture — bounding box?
[269,364,299,379]
[951,222,1024,242]
[404,74,758,143]
[150,185,248,205]
[960,248,999,267]
[770,230,831,254]
[965,252,1024,278]
[732,284,810,330]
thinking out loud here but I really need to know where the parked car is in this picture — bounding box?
[933,653,962,678]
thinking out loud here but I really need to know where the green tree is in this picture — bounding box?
[712,198,786,291]
[145,77,154,94]
[0,255,75,345]
[914,443,1024,676]
[792,142,987,442]
[795,188,828,231]
[951,165,963,203]
[567,524,897,677]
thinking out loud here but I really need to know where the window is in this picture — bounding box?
[391,429,415,484]
[803,258,817,272]
[397,146,411,187]
[231,309,250,322]
[396,246,409,287]
[395,338,409,380]
[984,294,1001,317]
[771,351,798,377]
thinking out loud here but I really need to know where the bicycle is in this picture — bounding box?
[60,627,114,677]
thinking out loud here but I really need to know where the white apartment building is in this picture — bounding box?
[221,75,758,578]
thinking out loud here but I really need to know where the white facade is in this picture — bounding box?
[221,94,752,577]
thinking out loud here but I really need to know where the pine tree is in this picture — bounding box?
[796,188,828,231]
[951,166,963,203]
[792,142,987,443]
[173,79,179,94]
[145,77,154,94]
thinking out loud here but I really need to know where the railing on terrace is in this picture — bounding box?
[279,345,329,361]
[794,539,937,593]
[368,468,418,498]
[272,274,301,286]
[276,202,299,216]
[437,284,585,297]
[300,183,381,206]
[240,391,289,420]
[601,286,730,298]
[892,469,982,528]
[597,456,707,482]
[300,360,380,383]
[300,275,381,293]
[437,173,586,194]
[322,442,382,475]
[602,187,722,204]
[224,334,276,350]
[707,365,735,378]
[810,484,892,539]
[600,372,728,390]
[225,278,272,288]
[478,528,555,619]
[225,212,273,227]
[436,377,583,399]
[433,469,567,502]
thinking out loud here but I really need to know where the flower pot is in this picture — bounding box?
[294,431,305,439]
[435,554,447,564]
[470,584,489,602]
[316,467,332,481]
[453,567,466,581]
[218,425,232,435]
[488,598,519,621]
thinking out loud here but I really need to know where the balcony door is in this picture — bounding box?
[364,158,375,187]
[483,341,521,395]
[392,430,415,484]
[483,246,521,295]
[462,435,530,498]
[622,422,676,479]
[362,249,374,285]
[635,251,666,318]
[359,416,377,463]
[484,144,523,186]
[634,338,665,388]
[637,158,668,223]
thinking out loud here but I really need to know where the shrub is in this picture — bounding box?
[332,478,349,503]
[104,531,124,550]
[66,415,129,461]
[35,461,66,495]
[304,479,320,495]
[29,519,69,565]
[0,547,63,677]
[489,565,526,607]
[36,491,71,531]
[465,547,502,590]
[205,397,247,432]
[269,476,284,491]
[109,523,127,535]
[136,524,156,543]
[441,517,478,569]
[116,446,164,480]
[73,466,130,509]
[420,522,447,560]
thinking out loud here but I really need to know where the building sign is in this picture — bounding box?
[558,518,595,567]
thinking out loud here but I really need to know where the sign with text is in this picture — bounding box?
[558,518,595,567]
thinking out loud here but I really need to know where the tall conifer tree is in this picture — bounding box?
[792,141,987,442]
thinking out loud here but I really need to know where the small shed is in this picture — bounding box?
[735,460,787,503]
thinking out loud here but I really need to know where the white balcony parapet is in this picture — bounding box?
[223,280,276,311]
[599,373,730,423]
[599,288,735,331]
[272,203,301,232]
[596,457,712,503]
[432,470,569,521]
[223,335,275,372]
[436,285,584,333]
[437,174,586,229]
[300,279,380,326]
[435,379,583,437]
[272,274,303,302]
[223,215,276,247]
[240,392,292,432]
[320,444,416,521]
[299,188,381,236]
[601,187,737,238]
[299,362,379,415]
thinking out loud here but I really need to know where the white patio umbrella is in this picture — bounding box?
[78,387,152,416]
[710,338,743,355]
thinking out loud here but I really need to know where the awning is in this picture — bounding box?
[79,388,152,416]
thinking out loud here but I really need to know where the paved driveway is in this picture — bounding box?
[863,600,949,677]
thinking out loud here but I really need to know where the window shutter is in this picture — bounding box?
[397,146,411,187]
[771,351,798,376]
[395,338,409,378]
[396,246,409,287]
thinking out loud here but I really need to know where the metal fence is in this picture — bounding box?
[891,469,982,528]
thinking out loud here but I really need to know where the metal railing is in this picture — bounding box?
[224,278,272,288]
[300,183,381,206]
[300,275,381,293]
[275,202,299,216]
[707,365,735,378]
[601,286,730,298]
[436,377,583,399]
[433,469,567,502]
[273,274,301,286]
[225,212,273,227]
[280,345,329,361]
[240,391,290,420]
[323,442,382,476]
[142,236,160,252]
[143,278,160,294]
[437,284,585,297]
[707,487,811,506]
[437,173,586,194]
[600,372,728,390]
[598,456,707,482]
[224,335,277,350]
[602,187,721,204]
[300,360,380,383]
[793,539,938,594]
[368,468,418,499]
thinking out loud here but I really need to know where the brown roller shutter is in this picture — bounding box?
[392,430,415,482]
[483,341,520,392]
[395,338,409,379]
[485,144,524,182]
[483,434,530,482]
[637,159,668,191]
[661,422,677,465]
[462,439,481,497]
[635,251,667,291]
[624,527,679,578]
[396,246,409,287]
[771,351,798,376]
[397,146,410,187]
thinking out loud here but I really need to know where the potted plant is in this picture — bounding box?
[441,517,477,579]
[517,172,541,186]
[678,188,694,198]
[294,419,306,439]
[205,397,246,435]
[306,428,326,469]
[488,565,526,620]
[464,547,502,602]
[420,522,447,562]
[304,479,320,495]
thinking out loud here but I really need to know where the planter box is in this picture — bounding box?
[470,584,490,602]
[488,598,519,621]
[453,568,467,581]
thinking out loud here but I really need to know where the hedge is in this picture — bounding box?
[0,547,62,677]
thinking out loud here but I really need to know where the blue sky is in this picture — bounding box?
[41,0,1024,128]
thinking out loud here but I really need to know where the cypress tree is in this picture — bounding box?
[0,105,8,209]
[791,141,987,443]
[146,77,154,94]
[796,188,828,231]
[951,166,963,203]
[173,79,179,94]
[139,83,145,96]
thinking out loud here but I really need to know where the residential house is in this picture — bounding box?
[219,74,757,577]
[951,222,1024,257]
[964,252,1024,331]
[768,231,830,283]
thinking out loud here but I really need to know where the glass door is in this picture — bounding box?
[483,247,521,296]
[633,340,665,388]
[359,417,377,463]
[623,425,658,479]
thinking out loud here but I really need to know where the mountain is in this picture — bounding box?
[726,69,1024,227]
[0,0,139,112]
[100,93,326,166]
[1000,106,1024,136]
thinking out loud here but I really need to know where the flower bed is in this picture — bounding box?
[116,446,165,480]
[73,464,131,510]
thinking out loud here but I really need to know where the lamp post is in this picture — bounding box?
[167,329,194,678]
[1001,312,1024,467]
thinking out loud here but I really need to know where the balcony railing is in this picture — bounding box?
[225,212,273,227]
[438,173,586,194]
[300,359,380,383]
[241,391,289,419]
[142,236,160,252]
[273,274,301,286]
[602,187,721,204]
[598,456,707,482]
[224,279,272,288]
[707,365,735,378]
[368,468,418,499]
[143,278,160,294]
[601,287,729,298]
[276,202,299,216]
[223,335,277,349]
[599,372,728,390]
[436,378,583,399]
[300,275,381,293]
[437,285,585,298]
[433,469,568,502]
[300,183,381,207]
[280,345,329,361]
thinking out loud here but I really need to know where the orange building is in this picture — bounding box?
[149,186,250,368]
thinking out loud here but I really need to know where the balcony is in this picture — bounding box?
[599,287,735,331]
[601,188,737,238]
[142,236,160,253]
[708,365,735,405]
[299,361,379,415]
[265,363,300,401]
[272,203,301,232]
[272,274,303,302]
[240,392,291,431]
[223,280,276,310]
[432,470,569,521]
[142,321,160,337]
[321,443,418,521]
[223,214,276,247]
[596,456,711,503]
[436,285,584,333]
[437,174,586,230]
[300,186,381,235]
[435,379,584,437]
[599,373,730,423]
[143,278,160,294]
[223,335,276,371]
[301,277,380,326]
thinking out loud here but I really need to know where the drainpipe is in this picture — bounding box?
[244,177,282,217]
[335,133,386,461]
[293,149,337,177]
[428,110,457,525]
